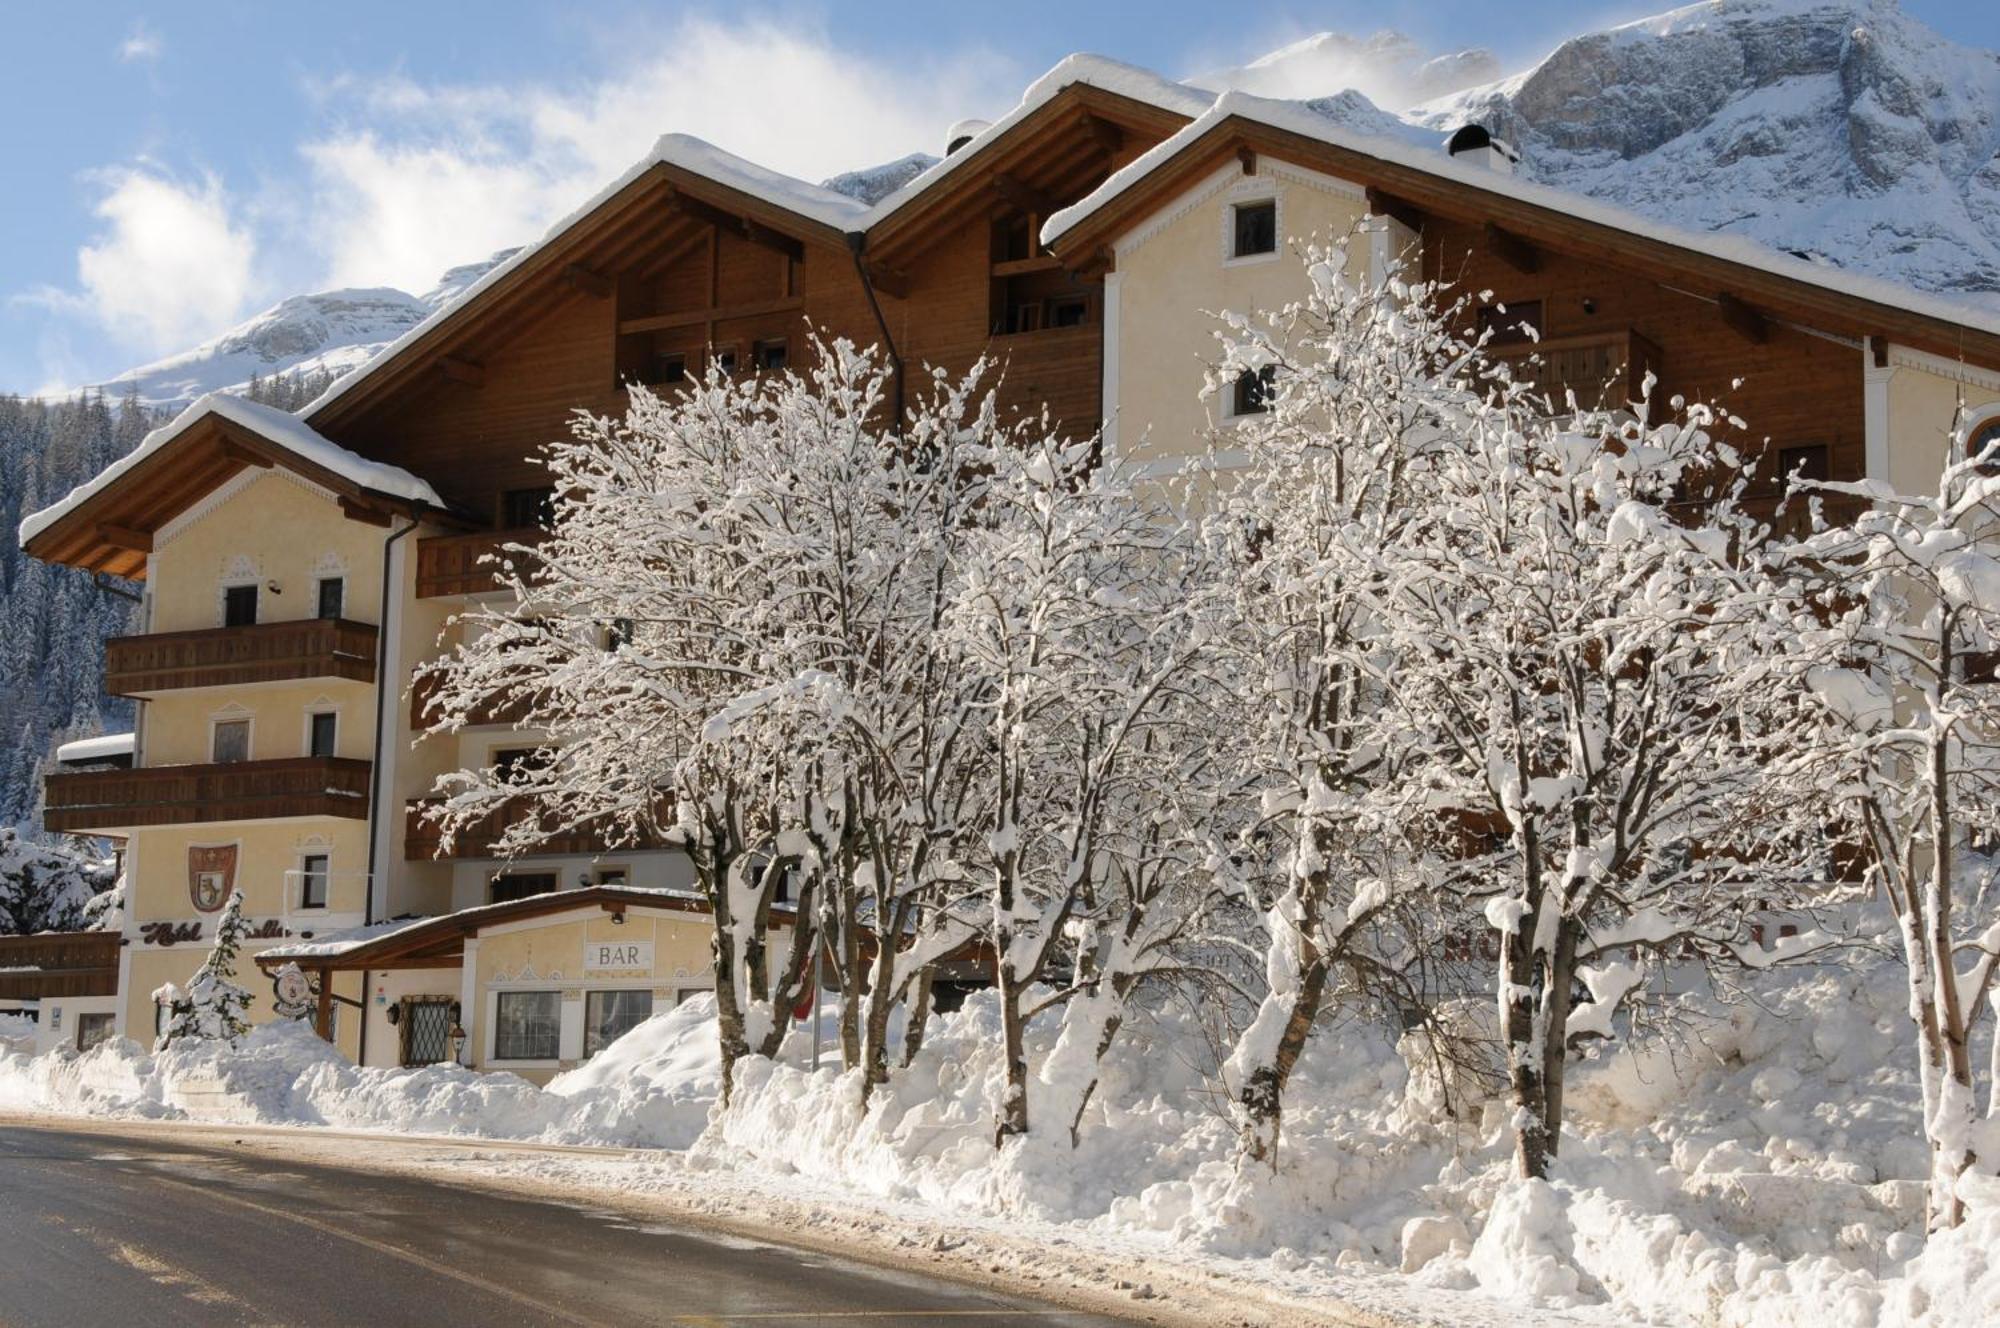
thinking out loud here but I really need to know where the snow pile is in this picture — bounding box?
[3,961,1995,1325]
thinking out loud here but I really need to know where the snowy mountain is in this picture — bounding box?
[1409,0,2000,308]
[92,250,520,410]
[1197,30,1502,110]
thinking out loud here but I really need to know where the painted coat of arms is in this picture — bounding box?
[187,844,237,912]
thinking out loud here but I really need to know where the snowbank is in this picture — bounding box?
[3,962,1993,1326]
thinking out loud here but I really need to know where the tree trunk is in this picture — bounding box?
[1539,920,1579,1160]
[1501,901,1551,1180]
[1235,868,1331,1169]
[901,964,935,1067]
[995,955,1031,1144]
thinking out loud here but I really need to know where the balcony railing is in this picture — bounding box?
[407,668,539,731]
[1487,329,1662,413]
[991,322,1103,437]
[104,618,378,697]
[415,527,546,599]
[0,931,120,1000]
[44,757,372,834]
[404,796,674,861]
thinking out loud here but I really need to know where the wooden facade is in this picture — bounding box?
[104,618,379,696]
[44,756,372,833]
[0,932,121,1002]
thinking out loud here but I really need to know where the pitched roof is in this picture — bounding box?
[19,392,449,575]
[1042,89,2000,367]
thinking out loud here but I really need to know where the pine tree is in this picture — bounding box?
[153,891,254,1048]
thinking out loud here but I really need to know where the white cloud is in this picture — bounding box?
[118,22,161,63]
[68,167,257,355]
[297,17,1019,293]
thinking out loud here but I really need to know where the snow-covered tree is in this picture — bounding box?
[0,828,106,934]
[1189,231,1487,1166]
[154,890,253,1048]
[1737,422,2000,1229]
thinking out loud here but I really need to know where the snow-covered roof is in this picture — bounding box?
[298,56,1216,427]
[54,733,133,765]
[19,392,446,547]
[1042,88,2000,344]
[257,914,438,961]
[862,55,1215,229]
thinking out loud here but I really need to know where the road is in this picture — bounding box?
[0,1122,1135,1327]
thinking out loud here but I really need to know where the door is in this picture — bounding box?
[399,997,456,1067]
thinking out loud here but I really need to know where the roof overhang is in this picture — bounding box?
[20,397,461,578]
[1043,106,2000,373]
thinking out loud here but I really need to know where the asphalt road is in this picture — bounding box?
[0,1123,1134,1328]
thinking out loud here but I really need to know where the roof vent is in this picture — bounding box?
[1445,124,1519,176]
[945,118,993,156]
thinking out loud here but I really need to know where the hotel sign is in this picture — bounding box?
[583,940,653,973]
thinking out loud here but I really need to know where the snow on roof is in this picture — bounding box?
[298,55,1216,427]
[258,914,439,962]
[55,733,134,764]
[862,54,1216,228]
[19,392,446,547]
[1043,88,2000,345]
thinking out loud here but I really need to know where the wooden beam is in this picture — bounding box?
[1716,292,1770,345]
[560,263,613,299]
[313,970,334,1042]
[1483,222,1539,275]
[616,295,804,336]
[1366,187,1425,234]
[863,262,911,300]
[338,496,394,528]
[992,173,1056,218]
[665,190,805,261]
[1237,146,1257,176]
[216,438,273,470]
[991,255,1064,278]
[1871,334,1890,369]
[439,356,486,387]
[94,523,152,553]
[1074,245,1116,280]
[1081,114,1124,156]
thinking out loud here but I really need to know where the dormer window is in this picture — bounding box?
[1231,200,1277,259]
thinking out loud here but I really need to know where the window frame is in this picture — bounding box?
[306,709,339,759]
[491,990,562,1063]
[222,582,259,628]
[583,988,655,1058]
[489,871,559,904]
[210,716,253,764]
[297,852,331,910]
[1969,408,2000,476]
[315,576,346,621]
[1225,196,1279,266]
[753,338,789,372]
[75,1011,115,1052]
[1226,365,1277,420]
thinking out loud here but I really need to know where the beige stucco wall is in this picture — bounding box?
[141,680,375,767]
[1110,160,1378,467]
[128,820,371,925]
[147,469,385,634]
[1884,353,2000,495]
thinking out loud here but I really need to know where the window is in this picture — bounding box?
[1004,302,1043,335]
[647,351,688,386]
[493,747,545,786]
[584,989,654,1057]
[1777,444,1831,488]
[493,990,561,1061]
[1477,301,1543,345]
[1231,200,1277,258]
[490,872,558,904]
[212,719,250,764]
[501,486,557,529]
[1046,295,1089,329]
[308,711,338,758]
[76,1012,114,1052]
[712,346,739,376]
[299,853,330,909]
[754,339,788,372]
[1231,366,1276,418]
[602,617,635,652]
[316,577,345,620]
[223,584,258,628]
[1972,415,2000,475]
[1962,651,2000,685]
[593,866,629,888]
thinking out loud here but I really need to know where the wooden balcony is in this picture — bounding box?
[415,527,546,599]
[407,668,538,731]
[990,323,1103,437]
[0,932,121,1001]
[1488,329,1662,413]
[44,757,372,834]
[404,796,674,860]
[104,618,378,697]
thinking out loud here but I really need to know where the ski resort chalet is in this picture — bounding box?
[16,54,2000,1077]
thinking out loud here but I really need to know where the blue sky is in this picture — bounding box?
[4,1,1997,396]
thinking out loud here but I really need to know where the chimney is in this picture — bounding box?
[945,118,993,156]
[1445,124,1519,176]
